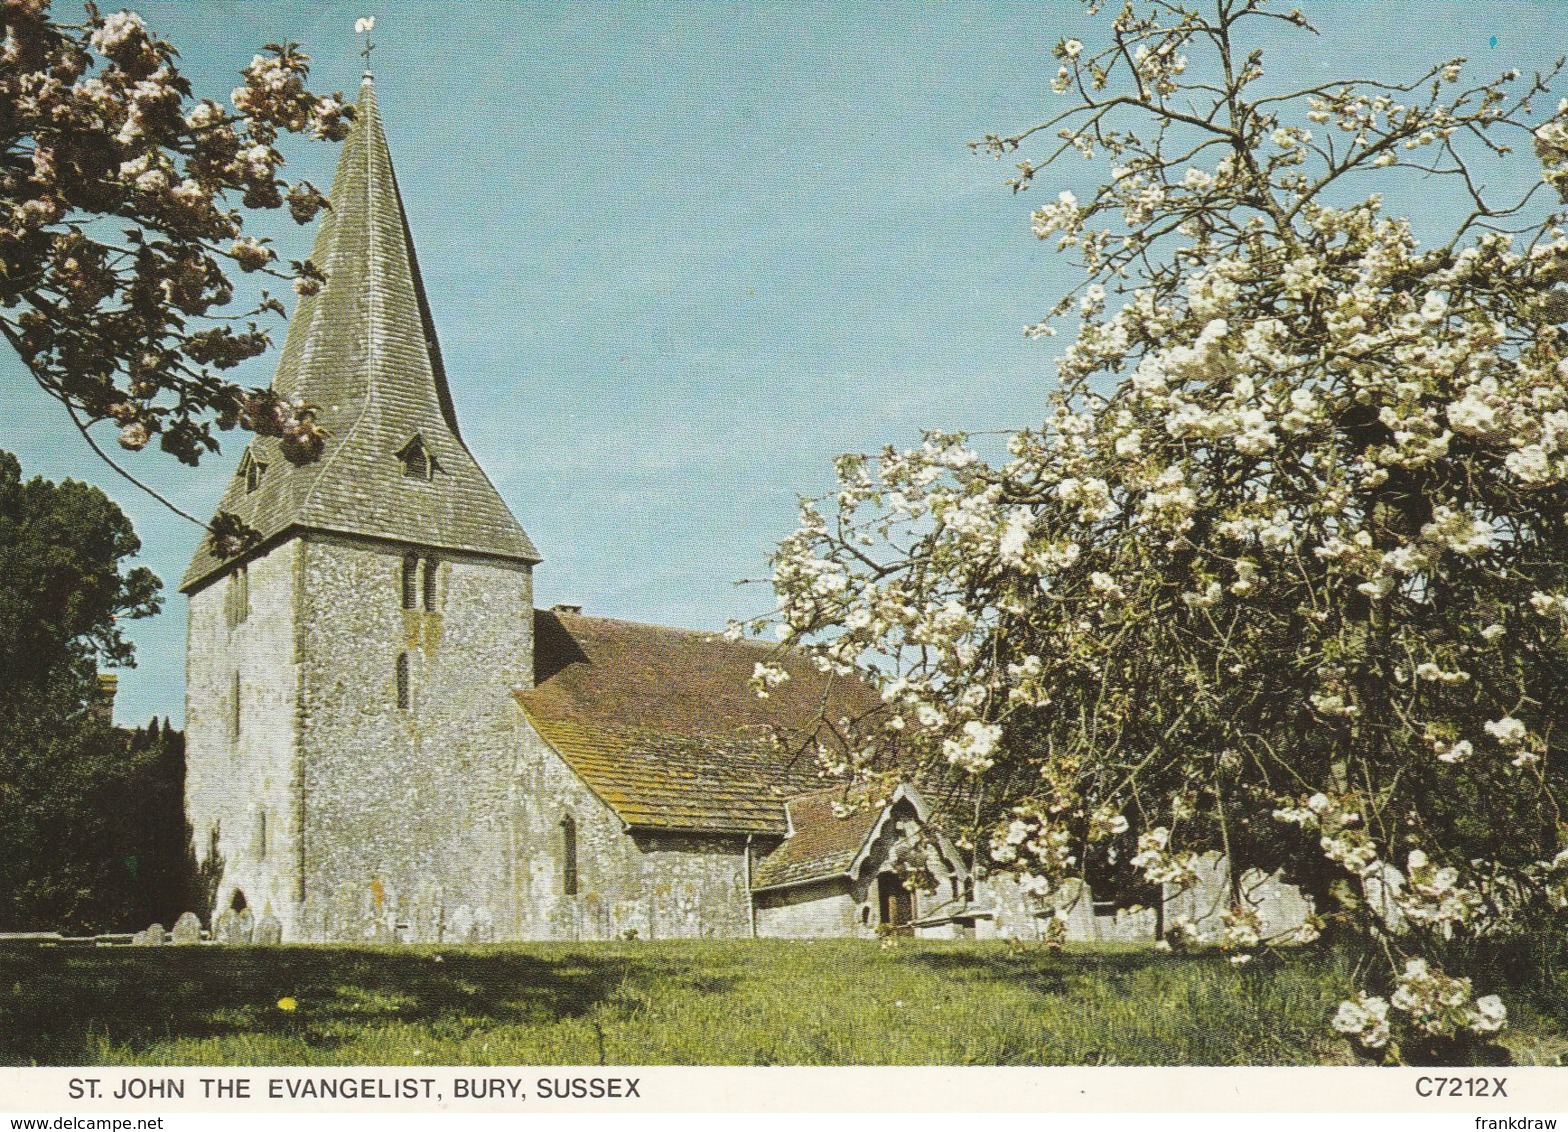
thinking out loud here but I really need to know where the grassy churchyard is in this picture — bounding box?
[3,939,1566,1067]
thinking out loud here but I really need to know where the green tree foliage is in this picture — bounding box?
[2,716,195,933]
[0,449,194,932]
[0,449,159,714]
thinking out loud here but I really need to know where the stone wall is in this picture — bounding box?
[508,719,757,940]
[754,879,859,938]
[1162,852,1315,942]
[977,857,1311,945]
[185,539,303,934]
[293,534,534,942]
[637,832,753,939]
[976,874,1157,943]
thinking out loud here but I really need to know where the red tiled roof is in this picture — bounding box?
[524,715,819,835]
[522,610,878,736]
[517,610,880,833]
[751,781,890,890]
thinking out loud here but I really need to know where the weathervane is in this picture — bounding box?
[356,16,376,67]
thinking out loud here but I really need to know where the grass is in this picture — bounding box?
[2,939,1564,1066]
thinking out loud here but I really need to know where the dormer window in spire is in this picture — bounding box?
[396,435,438,481]
[240,451,267,494]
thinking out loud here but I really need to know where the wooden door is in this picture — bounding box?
[878,872,913,934]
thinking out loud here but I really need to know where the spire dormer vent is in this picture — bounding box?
[396,435,438,481]
[240,451,267,494]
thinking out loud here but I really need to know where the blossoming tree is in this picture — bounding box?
[759,0,1568,1062]
[0,1,352,545]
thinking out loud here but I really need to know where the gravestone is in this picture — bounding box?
[172,912,202,945]
[144,922,165,946]
[254,913,282,945]
[446,905,473,943]
[215,907,253,944]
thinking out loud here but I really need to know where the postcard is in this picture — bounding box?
[1,0,1566,1123]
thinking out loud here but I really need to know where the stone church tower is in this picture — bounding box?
[181,75,541,941]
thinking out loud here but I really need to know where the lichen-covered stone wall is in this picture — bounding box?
[479,717,758,941]
[755,879,859,938]
[1162,852,1315,941]
[185,539,303,934]
[977,856,1311,945]
[293,534,534,942]
[637,831,753,939]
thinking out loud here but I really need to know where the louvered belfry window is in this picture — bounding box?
[401,553,419,610]
[422,557,438,610]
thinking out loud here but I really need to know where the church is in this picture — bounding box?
[182,76,1306,946]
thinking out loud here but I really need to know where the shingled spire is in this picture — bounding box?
[182,75,539,591]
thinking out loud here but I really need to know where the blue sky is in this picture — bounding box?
[3,2,1561,724]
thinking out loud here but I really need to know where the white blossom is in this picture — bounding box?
[943,720,1002,774]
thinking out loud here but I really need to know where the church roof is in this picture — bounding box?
[524,716,817,835]
[517,610,881,834]
[750,781,887,890]
[182,76,538,592]
[753,780,958,892]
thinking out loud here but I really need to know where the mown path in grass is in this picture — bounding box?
[1,940,1563,1066]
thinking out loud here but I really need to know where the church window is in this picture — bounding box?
[226,564,249,627]
[231,670,242,740]
[396,436,437,481]
[401,553,419,609]
[421,557,438,611]
[396,651,412,710]
[561,815,578,896]
[257,809,268,860]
